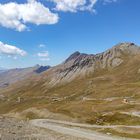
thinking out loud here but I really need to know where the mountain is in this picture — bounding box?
[0,65,50,88]
[0,67,7,73]
[0,42,139,88]
[40,42,140,86]
[0,42,140,127]
[34,65,51,73]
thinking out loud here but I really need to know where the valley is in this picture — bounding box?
[0,43,140,139]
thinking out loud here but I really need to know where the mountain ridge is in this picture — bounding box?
[0,65,50,88]
[0,42,139,89]
[41,42,140,86]
[0,42,140,129]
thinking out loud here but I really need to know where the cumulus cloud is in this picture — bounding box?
[37,51,50,61]
[49,0,97,12]
[0,0,59,31]
[49,0,117,12]
[51,0,87,12]
[0,41,27,56]
[0,0,118,31]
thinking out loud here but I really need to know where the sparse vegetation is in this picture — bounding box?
[0,43,140,139]
[99,128,140,139]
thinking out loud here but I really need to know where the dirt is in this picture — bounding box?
[0,116,87,140]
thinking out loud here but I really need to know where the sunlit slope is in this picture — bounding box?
[0,43,140,125]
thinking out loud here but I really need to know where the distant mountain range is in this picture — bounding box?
[0,67,7,73]
[0,65,50,88]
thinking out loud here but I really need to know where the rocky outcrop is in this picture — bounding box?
[35,65,51,73]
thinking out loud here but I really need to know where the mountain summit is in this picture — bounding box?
[65,51,81,63]
[50,42,139,82]
[64,42,140,67]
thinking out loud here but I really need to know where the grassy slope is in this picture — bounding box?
[0,55,140,125]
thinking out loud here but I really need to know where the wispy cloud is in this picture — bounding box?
[37,51,50,61]
[49,0,98,12]
[0,41,27,57]
[38,44,46,48]
[104,0,117,4]
[49,0,117,12]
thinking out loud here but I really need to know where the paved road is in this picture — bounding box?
[30,119,139,140]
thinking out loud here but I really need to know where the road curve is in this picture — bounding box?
[30,119,139,140]
[31,119,140,129]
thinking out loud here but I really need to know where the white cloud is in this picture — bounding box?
[0,0,118,31]
[80,0,98,12]
[51,0,86,12]
[0,41,27,56]
[38,51,49,57]
[38,44,46,48]
[49,0,117,12]
[37,51,50,61]
[0,0,59,31]
[49,0,97,12]
[103,0,117,3]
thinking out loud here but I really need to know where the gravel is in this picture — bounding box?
[0,116,87,140]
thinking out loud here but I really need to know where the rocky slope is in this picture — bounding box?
[40,42,140,86]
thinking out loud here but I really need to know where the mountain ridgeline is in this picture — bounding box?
[41,42,140,86]
[0,42,140,88]
[0,42,140,125]
[0,65,50,88]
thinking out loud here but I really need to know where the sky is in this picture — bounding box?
[0,0,140,68]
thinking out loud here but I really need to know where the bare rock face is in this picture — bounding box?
[35,65,51,73]
[46,42,140,86]
[96,42,140,69]
[111,58,123,68]
[114,42,140,54]
[64,51,81,63]
[63,42,140,71]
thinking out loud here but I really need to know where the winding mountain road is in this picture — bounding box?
[30,119,139,140]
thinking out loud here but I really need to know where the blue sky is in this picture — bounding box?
[0,0,140,68]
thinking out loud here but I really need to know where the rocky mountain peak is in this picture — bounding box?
[62,42,140,73]
[35,65,51,73]
[111,42,140,54]
[115,42,135,47]
[54,42,140,84]
[64,51,81,63]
